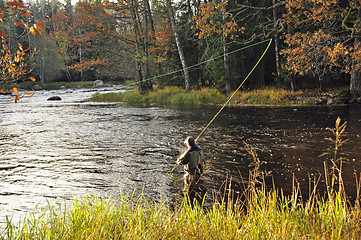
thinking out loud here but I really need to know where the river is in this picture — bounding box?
[1,87,361,223]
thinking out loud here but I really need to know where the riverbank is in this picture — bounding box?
[90,86,350,106]
[1,81,350,106]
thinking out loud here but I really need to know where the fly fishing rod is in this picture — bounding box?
[167,38,273,175]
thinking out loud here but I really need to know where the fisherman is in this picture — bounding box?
[177,136,206,204]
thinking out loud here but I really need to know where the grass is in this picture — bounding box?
[90,86,227,105]
[236,87,313,105]
[90,86,338,106]
[2,183,360,239]
[2,118,361,239]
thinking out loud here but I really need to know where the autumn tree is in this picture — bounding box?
[140,1,180,88]
[0,0,43,85]
[192,0,246,91]
[282,0,361,96]
[105,0,169,92]
[52,1,116,81]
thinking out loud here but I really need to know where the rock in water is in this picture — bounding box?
[93,80,104,88]
[47,96,62,101]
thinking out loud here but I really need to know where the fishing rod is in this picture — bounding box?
[167,38,273,175]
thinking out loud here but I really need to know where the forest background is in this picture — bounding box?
[2,0,361,99]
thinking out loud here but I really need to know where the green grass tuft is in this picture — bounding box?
[90,86,227,105]
[237,87,305,105]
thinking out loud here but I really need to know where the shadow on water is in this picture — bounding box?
[1,88,361,223]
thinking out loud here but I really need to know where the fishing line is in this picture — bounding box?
[167,38,273,175]
[195,39,273,141]
[117,38,272,89]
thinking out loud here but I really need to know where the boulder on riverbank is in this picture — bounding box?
[47,96,62,101]
[93,80,104,88]
[33,85,43,90]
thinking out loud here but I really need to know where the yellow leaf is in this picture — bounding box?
[12,87,19,95]
[25,91,32,95]
[29,77,36,82]
[30,27,36,35]
[18,43,23,50]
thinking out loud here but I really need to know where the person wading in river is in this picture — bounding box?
[177,136,207,204]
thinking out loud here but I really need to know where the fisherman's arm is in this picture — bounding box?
[177,151,190,165]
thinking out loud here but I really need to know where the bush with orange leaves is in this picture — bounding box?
[0,0,43,100]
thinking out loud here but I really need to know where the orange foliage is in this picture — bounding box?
[192,1,241,39]
[284,0,341,27]
[0,0,44,38]
[282,30,351,78]
[0,39,36,83]
[0,0,42,89]
[51,1,116,74]
[282,0,361,78]
[151,25,175,61]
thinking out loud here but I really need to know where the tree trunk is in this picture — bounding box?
[351,7,361,98]
[145,0,157,91]
[166,0,191,92]
[129,0,143,91]
[79,42,83,81]
[290,80,295,91]
[144,0,156,40]
[142,0,153,92]
[222,0,231,95]
[272,0,281,79]
[79,29,83,81]
[40,39,45,83]
[351,61,361,97]
[318,75,324,92]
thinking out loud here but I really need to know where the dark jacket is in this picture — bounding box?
[179,145,205,175]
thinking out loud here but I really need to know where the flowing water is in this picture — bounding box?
[1,87,361,223]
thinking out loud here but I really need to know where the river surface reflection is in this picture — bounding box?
[1,87,361,223]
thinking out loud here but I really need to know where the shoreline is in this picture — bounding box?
[89,86,353,107]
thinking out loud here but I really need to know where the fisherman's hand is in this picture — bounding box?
[176,158,181,165]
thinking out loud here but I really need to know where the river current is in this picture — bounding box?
[1,86,361,223]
